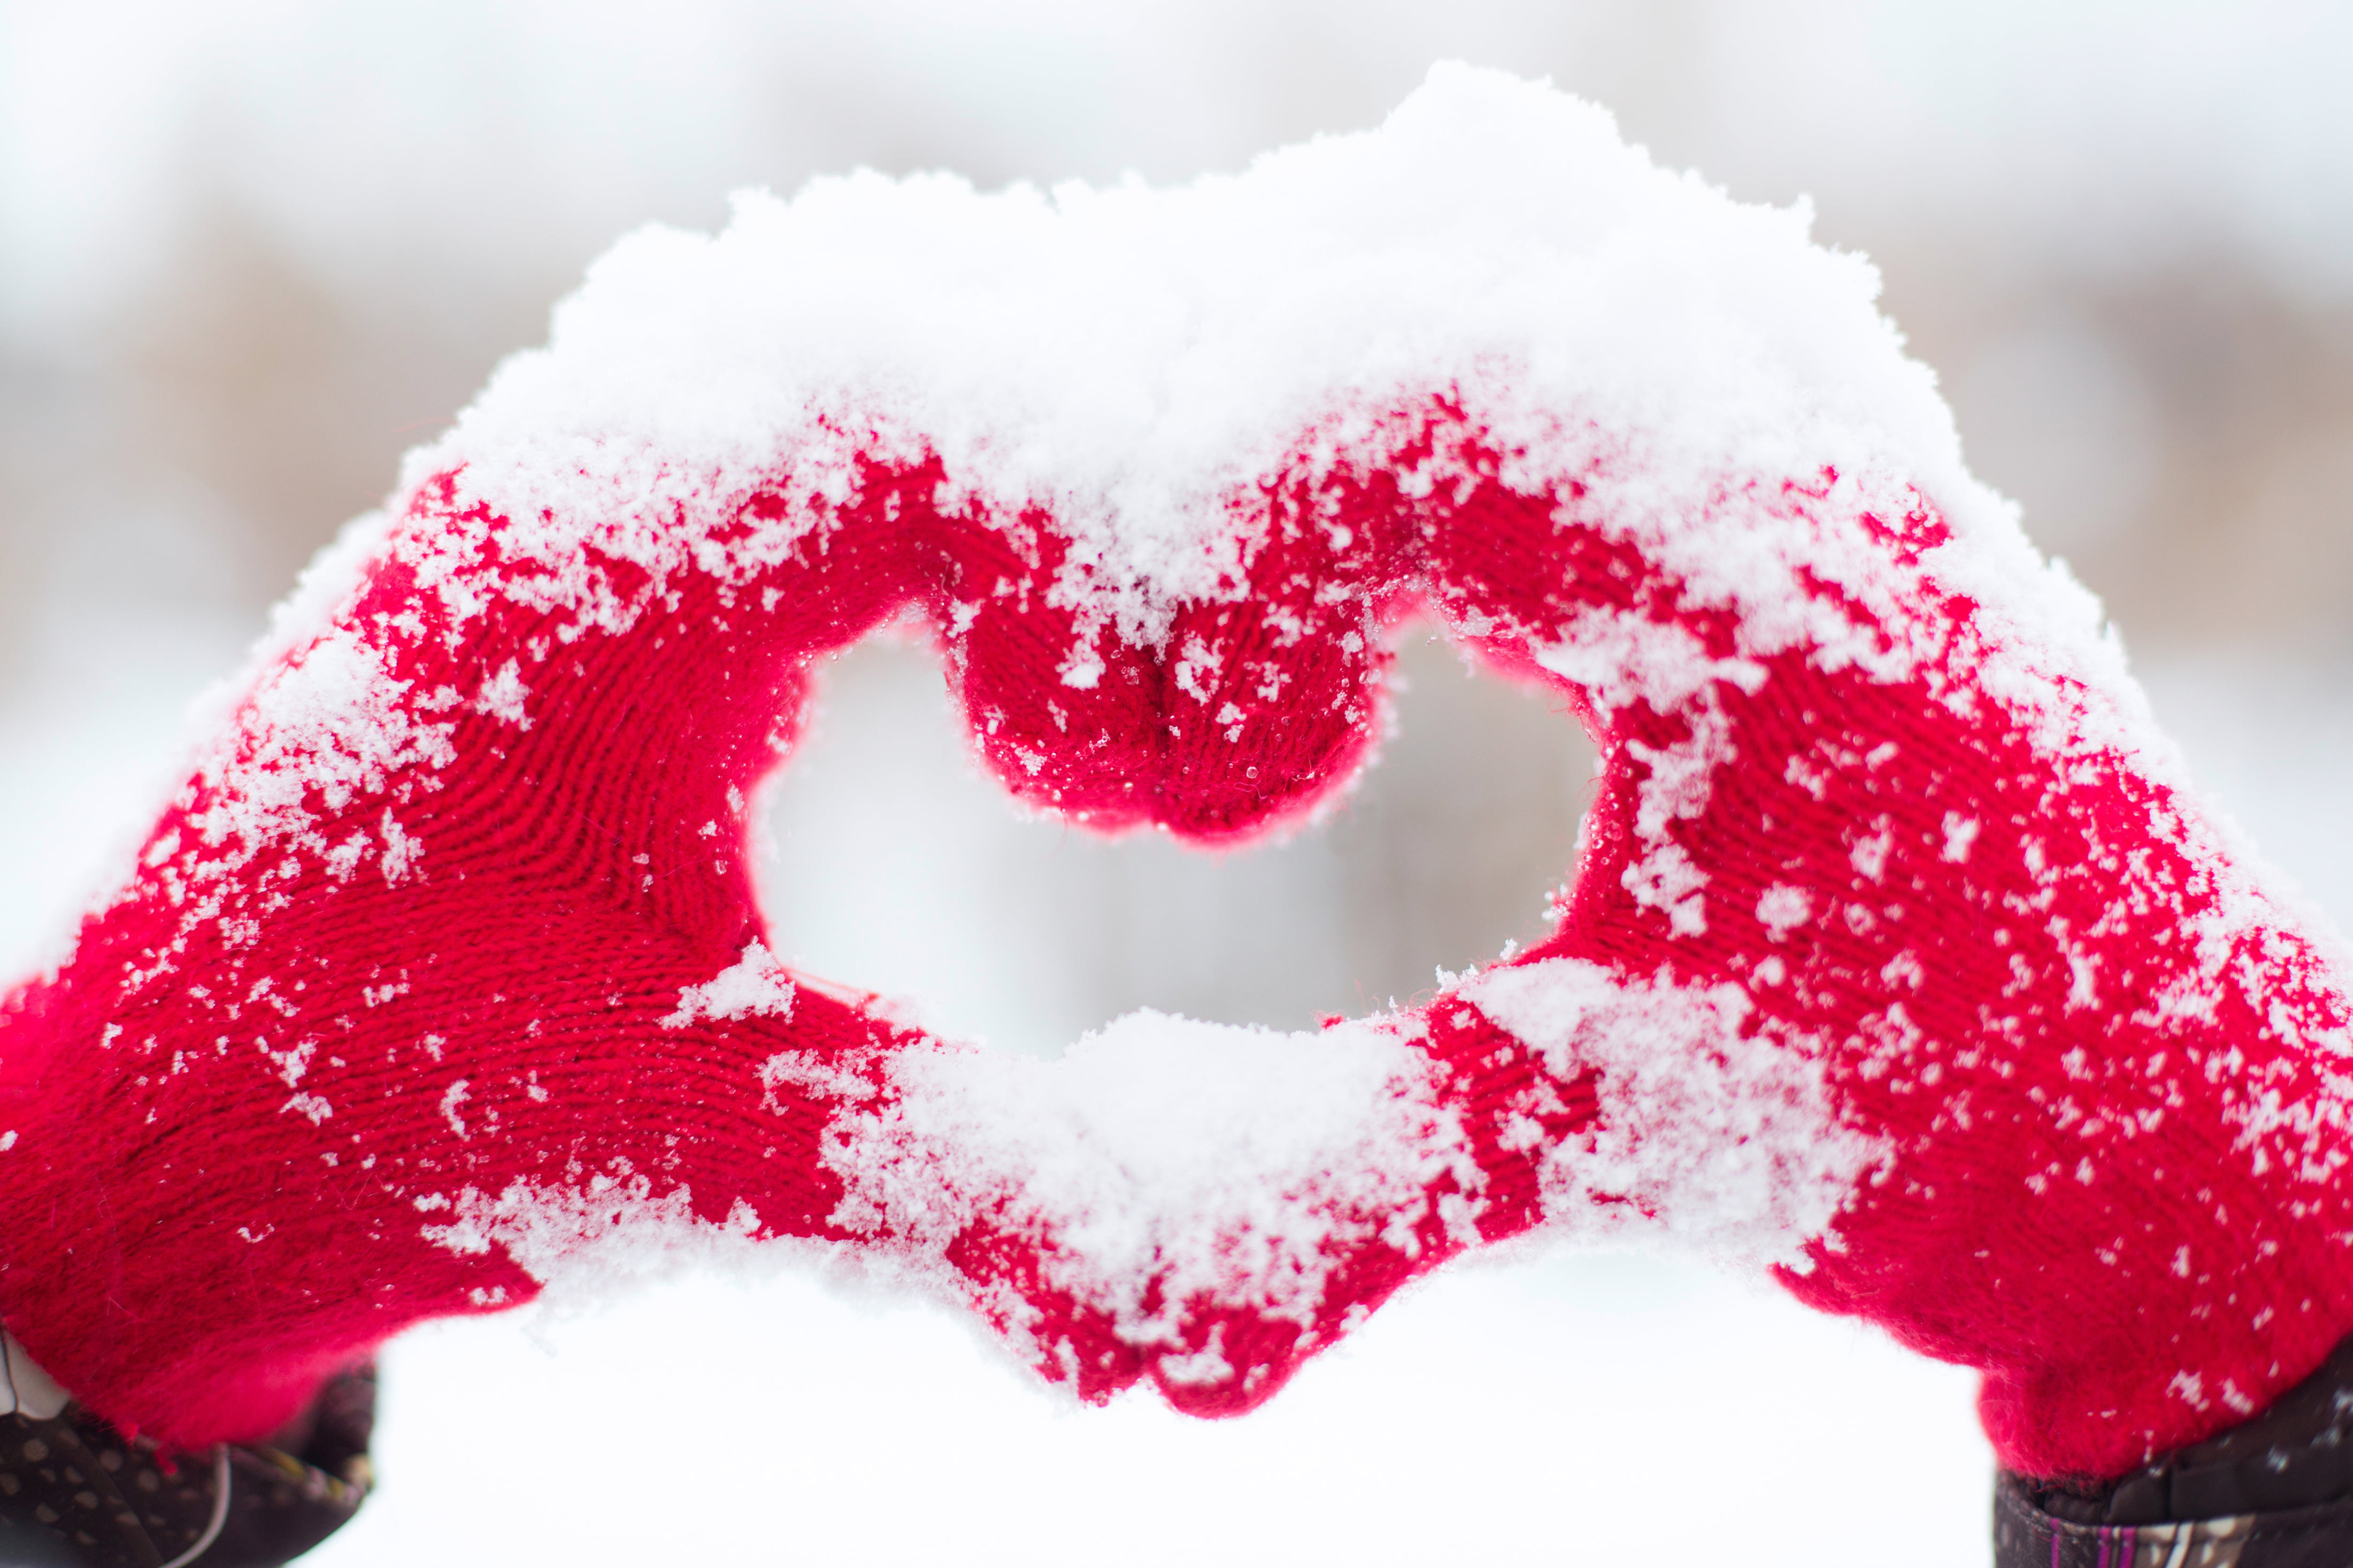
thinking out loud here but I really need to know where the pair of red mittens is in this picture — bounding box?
[5,67,2348,1496]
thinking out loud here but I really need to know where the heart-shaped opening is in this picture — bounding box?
[758,621,1598,1055]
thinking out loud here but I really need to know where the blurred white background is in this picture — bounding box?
[6,3,2353,1562]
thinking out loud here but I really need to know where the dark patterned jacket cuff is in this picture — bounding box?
[0,1365,373,1568]
[1997,1332,2353,1568]
[1995,1471,2353,1567]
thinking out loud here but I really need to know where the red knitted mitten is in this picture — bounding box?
[757,79,2353,1482]
[2,68,2344,1490]
[819,398,2353,1484]
[1113,407,2353,1484]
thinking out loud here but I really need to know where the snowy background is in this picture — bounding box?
[6,3,2353,1563]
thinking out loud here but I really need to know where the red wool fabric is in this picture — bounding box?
[2,399,2350,1485]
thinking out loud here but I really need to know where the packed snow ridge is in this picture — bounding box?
[372,62,2118,698]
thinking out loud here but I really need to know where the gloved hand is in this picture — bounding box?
[1140,399,2353,1486]
[752,78,2353,1486]
[821,375,2353,1487]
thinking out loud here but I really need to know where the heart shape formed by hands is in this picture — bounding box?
[6,66,2353,1488]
